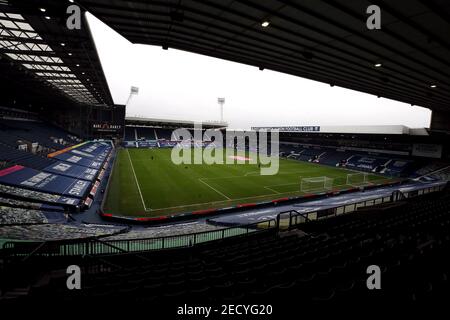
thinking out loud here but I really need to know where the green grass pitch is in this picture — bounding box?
[103,148,393,217]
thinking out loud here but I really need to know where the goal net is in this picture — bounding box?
[346,172,370,186]
[301,177,333,193]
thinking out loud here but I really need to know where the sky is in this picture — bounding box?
[87,13,432,130]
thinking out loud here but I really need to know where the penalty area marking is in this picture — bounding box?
[198,178,231,200]
[263,180,302,194]
[245,170,314,177]
[263,186,281,194]
[127,149,151,211]
[146,181,360,213]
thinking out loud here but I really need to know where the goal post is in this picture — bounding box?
[301,176,333,193]
[346,172,370,186]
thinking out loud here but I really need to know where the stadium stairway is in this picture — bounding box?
[2,187,449,305]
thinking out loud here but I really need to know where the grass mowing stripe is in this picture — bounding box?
[127,148,149,211]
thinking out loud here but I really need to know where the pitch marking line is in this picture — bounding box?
[127,149,151,211]
[198,178,231,200]
[263,186,281,194]
[209,170,311,179]
[263,181,301,194]
[147,181,376,213]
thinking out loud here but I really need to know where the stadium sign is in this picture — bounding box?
[44,162,98,182]
[92,123,122,132]
[252,126,320,132]
[54,153,103,170]
[0,166,90,198]
[412,143,442,159]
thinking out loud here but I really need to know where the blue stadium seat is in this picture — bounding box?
[136,127,156,140]
[0,143,56,170]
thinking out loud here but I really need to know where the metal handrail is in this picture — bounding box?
[1,182,446,258]
[21,241,48,262]
[1,218,277,258]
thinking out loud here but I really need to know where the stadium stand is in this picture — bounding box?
[414,162,450,178]
[0,223,126,241]
[427,166,450,182]
[0,119,78,151]
[1,0,450,309]
[0,197,64,212]
[124,126,137,141]
[297,147,325,162]
[279,143,419,177]
[317,149,354,166]
[8,187,448,303]
[382,159,415,176]
[0,184,81,207]
[0,143,56,170]
[104,222,225,240]
[0,106,39,122]
[136,127,156,140]
[155,128,173,140]
[345,155,390,172]
[0,207,48,225]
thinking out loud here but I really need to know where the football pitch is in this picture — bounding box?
[103,148,393,217]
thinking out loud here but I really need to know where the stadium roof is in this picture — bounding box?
[76,0,450,112]
[0,0,113,107]
[251,125,420,135]
[126,116,228,129]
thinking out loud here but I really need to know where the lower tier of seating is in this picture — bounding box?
[0,223,127,241]
[0,206,49,225]
[7,188,449,304]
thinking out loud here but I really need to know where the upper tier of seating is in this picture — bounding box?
[0,143,56,170]
[155,128,173,140]
[136,127,156,140]
[0,119,78,150]
[124,127,177,141]
[124,126,136,140]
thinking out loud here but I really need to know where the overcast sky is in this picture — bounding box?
[87,13,431,130]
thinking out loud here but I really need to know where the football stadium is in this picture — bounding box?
[0,0,450,313]
[104,147,393,217]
